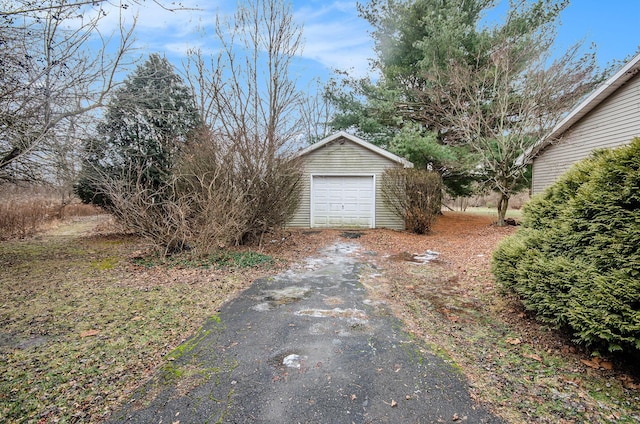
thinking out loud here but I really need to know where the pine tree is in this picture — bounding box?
[331,0,599,223]
[77,54,200,206]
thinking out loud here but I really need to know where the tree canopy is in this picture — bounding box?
[330,0,600,224]
[76,54,200,207]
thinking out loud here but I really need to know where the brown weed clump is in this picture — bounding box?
[0,185,101,239]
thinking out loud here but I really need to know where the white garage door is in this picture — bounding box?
[311,175,374,228]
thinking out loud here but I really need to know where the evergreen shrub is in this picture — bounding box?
[492,138,640,353]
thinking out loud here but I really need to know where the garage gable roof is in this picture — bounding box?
[295,131,414,168]
[522,52,640,163]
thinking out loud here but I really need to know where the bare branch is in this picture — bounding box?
[0,0,137,184]
[1,0,194,17]
[183,0,304,155]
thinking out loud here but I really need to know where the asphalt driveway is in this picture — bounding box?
[108,240,502,423]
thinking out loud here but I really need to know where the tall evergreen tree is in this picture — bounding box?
[77,54,200,206]
[330,0,494,197]
[330,0,599,220]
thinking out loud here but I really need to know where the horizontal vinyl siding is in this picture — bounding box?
[288,173,311,227]
[532,73,640,194]
[287,139,405,230]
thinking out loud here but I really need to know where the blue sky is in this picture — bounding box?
[554,0,640,66]
[98,0,640,82]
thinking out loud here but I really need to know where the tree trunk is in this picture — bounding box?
[496,193,510,227]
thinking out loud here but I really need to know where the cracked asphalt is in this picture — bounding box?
[108,241,503,424]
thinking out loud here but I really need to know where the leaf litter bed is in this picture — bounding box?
[354,213,640,424]
[0,213,638,423]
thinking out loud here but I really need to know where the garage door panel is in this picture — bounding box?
[311,176,374,228]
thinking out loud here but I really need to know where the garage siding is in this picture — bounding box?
[288,138,405,229]
[532,70,640,194]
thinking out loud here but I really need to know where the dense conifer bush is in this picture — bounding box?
[492,138,640,353]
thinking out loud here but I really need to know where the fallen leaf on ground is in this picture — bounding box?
[600,361,613,370]
[505,337,521,345]
[80,329,100,338]
[619,376,640,390]
[523,353,542,362]
[580,359,599,369]
[580,357,613,370]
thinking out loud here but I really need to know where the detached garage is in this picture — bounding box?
[287,132,413,230]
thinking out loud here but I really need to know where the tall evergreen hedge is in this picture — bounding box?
[492,138,640,353]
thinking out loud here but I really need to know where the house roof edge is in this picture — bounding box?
[522,52,640,164]
[295,131,414,168]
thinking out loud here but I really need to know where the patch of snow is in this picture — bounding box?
[251,302,273,312]
[412,250,440,263]
[283,354,307,369]
[294,308,368,323]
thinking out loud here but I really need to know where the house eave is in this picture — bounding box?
[295,131,414,168]
[521,52,640,164]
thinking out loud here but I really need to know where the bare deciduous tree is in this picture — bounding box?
[0,0,187,16]
[299,78,336,144]
[175,0,305,248]
[424,24,598,225]
[0,0,136,184]
[183,0,304,153]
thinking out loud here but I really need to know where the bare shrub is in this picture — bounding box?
[61,203,102,218]
[176,131,249,251]
[0,197,50,239]
[88,167,191,255]
[88,127,302,256]
[0,185,102,239]
[177,128,302,252]
[382,168,442,234]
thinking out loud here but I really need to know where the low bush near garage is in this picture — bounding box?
[382,168,442,234]
[492,138,640,354]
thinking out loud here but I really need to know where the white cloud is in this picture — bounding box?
[294,0,374,77]
[83,1,220,50]
[163,40,202,56]
[300,20,373,75]
[131,1,219,33]
[73,0,374,78]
